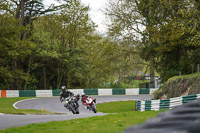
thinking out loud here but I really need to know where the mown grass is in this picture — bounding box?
[97,100,136,113]
[0,97,56,115]
[0,111,160,133]
[0,100,162,133]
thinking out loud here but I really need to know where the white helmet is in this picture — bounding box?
[61,86,66,90]
[81,93,85,97]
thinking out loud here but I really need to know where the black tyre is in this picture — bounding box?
[76,111,79,114]
[91,104,97,113]
[72,109,76,114]
[75,107,79,114]
[69,104,76,114]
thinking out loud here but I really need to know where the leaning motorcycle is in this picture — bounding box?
[65,94,80,114]
[82,96,97,113]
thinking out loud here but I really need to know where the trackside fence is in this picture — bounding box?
[136,94,200,111]
[0,88,157,98]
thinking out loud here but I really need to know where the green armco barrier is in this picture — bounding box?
[137,101,141,109]
[160,99,170,109]
[139,88,150,94]
[182,94,197,98]
[182,94,197,103]
[112,88,125,95]
[52,89,61,96]
[145,100,151,110]
[137,94,200,111]
[84,89,98,95]
[19,90,36,97]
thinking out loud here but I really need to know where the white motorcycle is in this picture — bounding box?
[82,96,97,113]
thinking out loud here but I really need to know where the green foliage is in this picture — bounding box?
[104,0,147,82]
[150,0,200,82]
[3,0,200,89]
[0,12,35,89]
[110,80,148,88]
[1,0,133,89]
[168,72,200,82]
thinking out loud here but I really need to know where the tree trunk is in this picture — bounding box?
[20,0,25,26]
[150,55,155,88]
[57,63,64,89]
[11,0,25,90]
[24,57,32,90]
[67,72,71,88]
[43,63,47,89]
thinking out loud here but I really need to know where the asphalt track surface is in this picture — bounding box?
[0,95,152,129]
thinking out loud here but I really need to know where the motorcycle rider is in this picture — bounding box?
[81,93,89,109]
[81,93,96,109]
[60,86,73,108]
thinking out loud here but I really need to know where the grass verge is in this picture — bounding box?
[168,72,200,81]
[0,97,56,115]
[97,100,136,113]
[0,100,163,133]
[0,111,160,133]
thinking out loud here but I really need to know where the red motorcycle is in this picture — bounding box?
[81,94,97,113]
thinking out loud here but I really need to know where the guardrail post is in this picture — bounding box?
[135,100,138,111]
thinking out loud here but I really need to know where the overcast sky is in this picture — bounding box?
[43,0,107,33]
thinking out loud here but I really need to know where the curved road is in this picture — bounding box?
[0,95,152,129]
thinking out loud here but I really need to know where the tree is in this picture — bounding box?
[104,0,152,86]
[0,0,68,89]
[55,0,96,88]
[0,11,35,89]
[149,0,200,82]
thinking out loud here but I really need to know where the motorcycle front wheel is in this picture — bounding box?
[90,104,97,113]
[69,104,76,114]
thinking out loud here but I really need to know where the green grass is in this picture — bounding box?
[97,100,136,113]
[0,111,160,133]
[0,100,162,133]
[168,72,200,81]
[0,97,56,115]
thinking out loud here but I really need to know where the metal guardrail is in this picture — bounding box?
[136,94,200,111]
[126,98,200,133]
[0,88,158,98]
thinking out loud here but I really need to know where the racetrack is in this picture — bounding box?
[0,95,152,129]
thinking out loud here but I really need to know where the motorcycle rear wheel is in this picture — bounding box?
[76,109,79,114]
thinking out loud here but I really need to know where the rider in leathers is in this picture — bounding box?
[81,93,96,110]
[81,93,89,109]
[60,86,73,107]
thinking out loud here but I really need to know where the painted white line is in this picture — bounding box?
[0,113,4,115]
[13,98,39,109]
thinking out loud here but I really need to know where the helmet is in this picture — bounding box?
[61,86,66,89]
[81,93,85,97]
[61,86,66,92]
